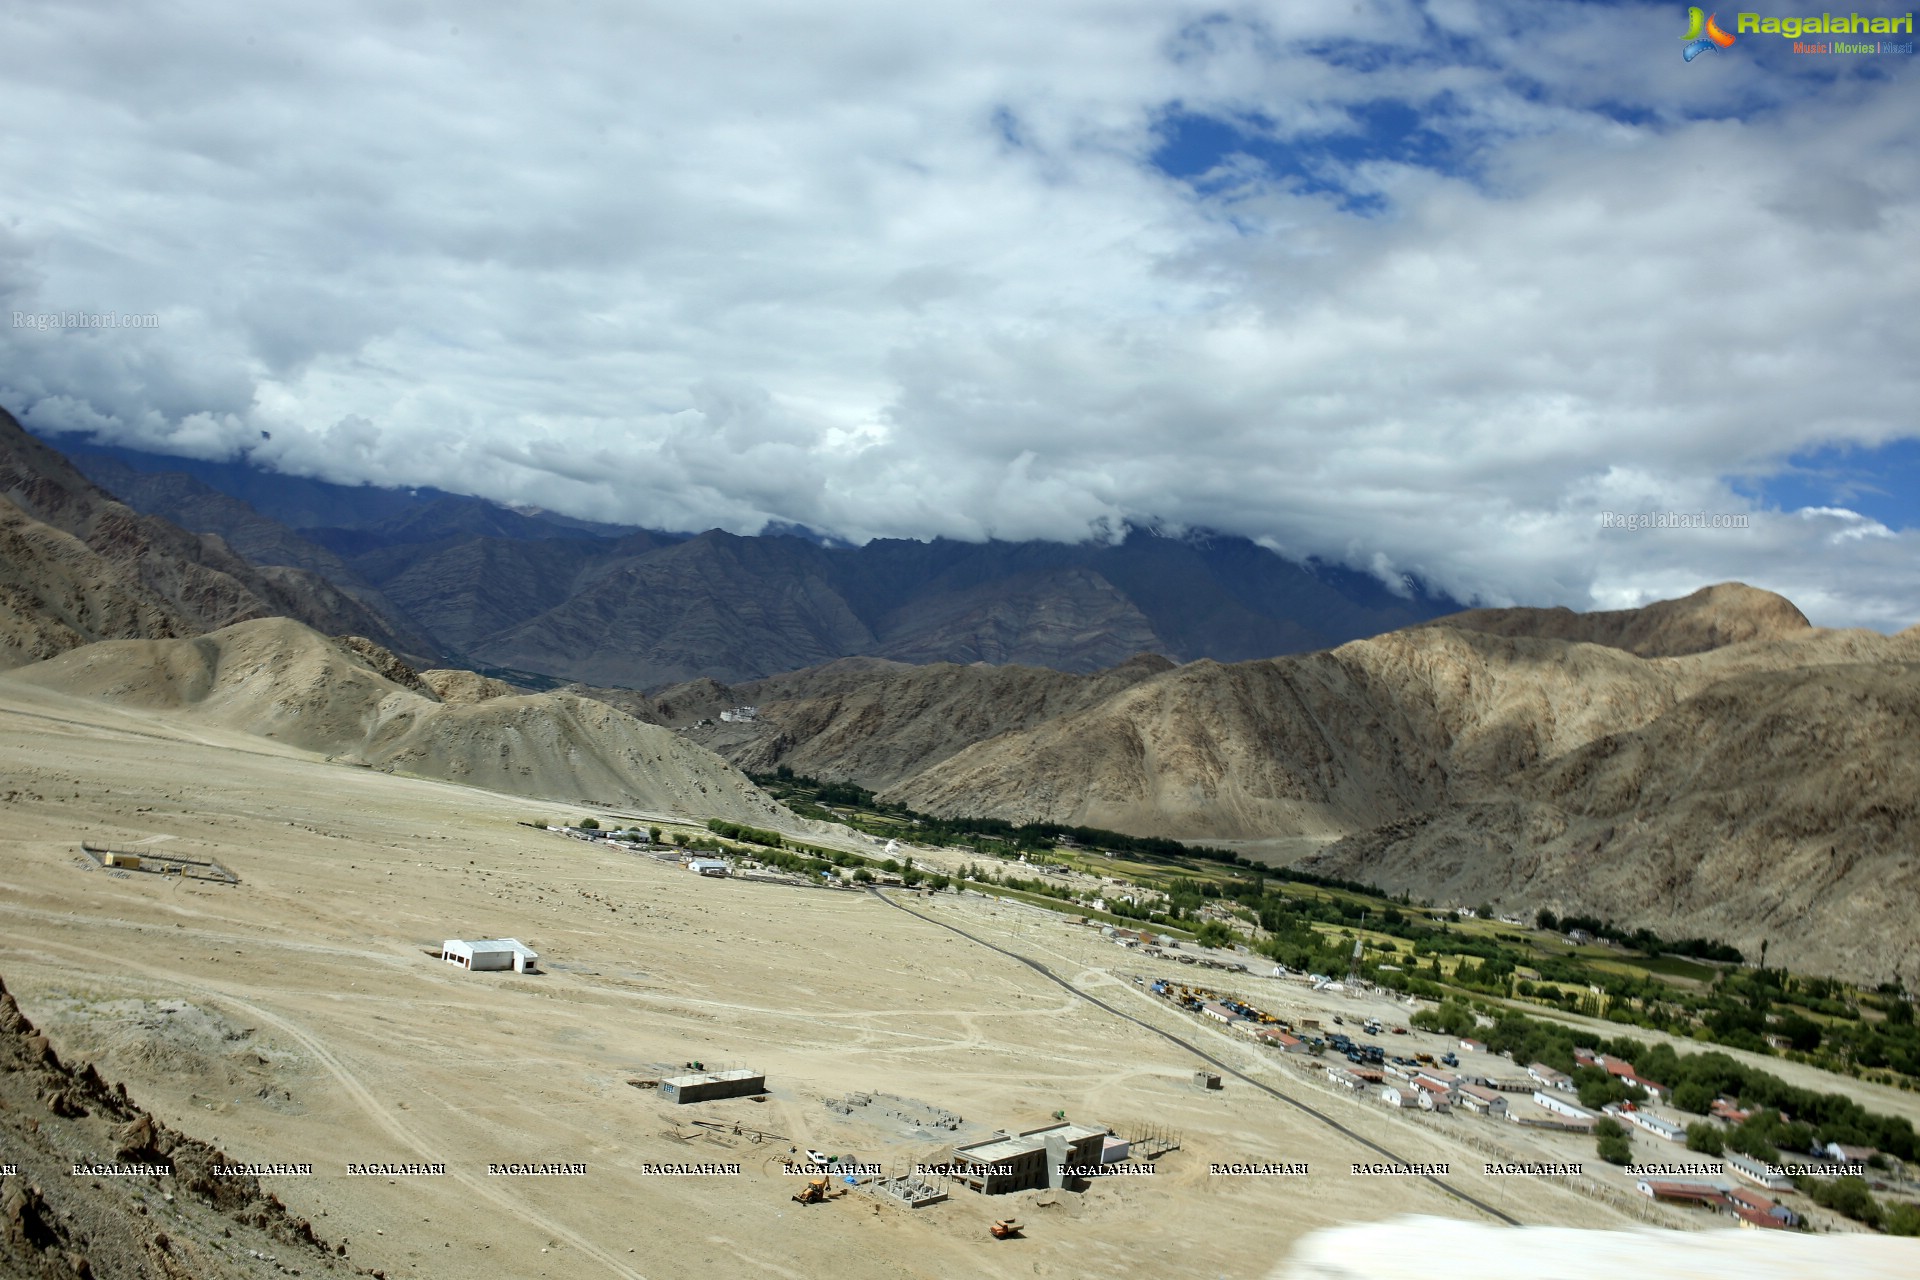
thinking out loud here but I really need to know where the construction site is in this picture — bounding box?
[80,841,240,885]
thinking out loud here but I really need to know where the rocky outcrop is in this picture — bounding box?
[0,975,363,1279]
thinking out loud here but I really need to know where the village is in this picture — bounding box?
[399,814,1920,1247]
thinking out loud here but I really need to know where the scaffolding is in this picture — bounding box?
[1113,1120,1183,1160]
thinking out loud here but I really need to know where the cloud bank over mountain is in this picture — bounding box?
[1,1,1915,626]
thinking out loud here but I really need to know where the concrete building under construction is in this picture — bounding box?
[947,1122,1107,1194]
[659,1068,766,1104]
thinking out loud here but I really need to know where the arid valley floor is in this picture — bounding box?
[4,677,1918,1280]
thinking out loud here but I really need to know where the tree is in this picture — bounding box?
[673,831,689,847]
[578,817,599,830]
[1685,1123,1725,1155]
[1536,909,1560,932]
[1670,1080,1716,1116]
[1802,1175,1881,1230]
[851,867,874,884]
[1194,920,1235,949]
[1774,1012,1823,1052]
[648,826,662,843]
[1577,1070,1630,1111]
[1595,1118,1632,1165]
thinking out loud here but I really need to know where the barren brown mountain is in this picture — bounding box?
[1310,656,1920,989]
[1421,582,1814,657]
[2,616,793,823]
[747,586,1916,984]
[68,454,440,657]
[661,651,1177,790]
[0,409,426,667]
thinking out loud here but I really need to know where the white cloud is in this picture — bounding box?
[0,0,1916,629]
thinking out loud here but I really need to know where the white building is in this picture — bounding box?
[1533,1091,1594,1122]
[1615,1107,1687,1143]
[1527,1063,1574,1090]
[688,859,729,877]
[443,938,538,973]
[1726,1151,1796,1192]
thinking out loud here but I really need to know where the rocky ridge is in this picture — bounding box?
[0,973,361,1280]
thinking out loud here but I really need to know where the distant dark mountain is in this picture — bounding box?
[353,529,680,653]
[69,456,440,658]
[33,429,1468,686]
[299,495,633,557]
[453,527,1464,687]
[51,434,643,541]
[48,434,460,531]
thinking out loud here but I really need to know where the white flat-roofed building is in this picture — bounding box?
[1533,1091,1594,1121]
[1619,1108,1687,1143]
[443,938,538,973]
[1726,1151,1796,1192]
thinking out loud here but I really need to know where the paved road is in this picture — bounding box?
[871,888,1522,1226]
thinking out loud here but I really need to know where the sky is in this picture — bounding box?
[1,0,1916,628]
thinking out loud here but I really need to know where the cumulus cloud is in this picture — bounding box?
[0,0,1916,628]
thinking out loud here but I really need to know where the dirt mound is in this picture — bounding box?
[0,973,361,1280]
[3,617,794,822]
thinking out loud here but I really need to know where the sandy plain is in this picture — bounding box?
[0,677,1760,1280]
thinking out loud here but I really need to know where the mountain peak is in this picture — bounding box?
[1420,581,1811,658]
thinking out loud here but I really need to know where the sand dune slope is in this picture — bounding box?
[3,616,791,821]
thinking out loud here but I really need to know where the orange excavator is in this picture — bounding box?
[989,1218,1022,1240]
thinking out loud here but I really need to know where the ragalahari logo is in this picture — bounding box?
[1683,7,1738,58]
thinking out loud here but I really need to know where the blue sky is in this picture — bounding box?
[1739,440,1920,530]
[0,0,1916,628]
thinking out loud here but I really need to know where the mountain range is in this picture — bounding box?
[44,430,1464,687]
[659,584,1920,986]
[7,415,1916,984]
[0,411,424,668]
